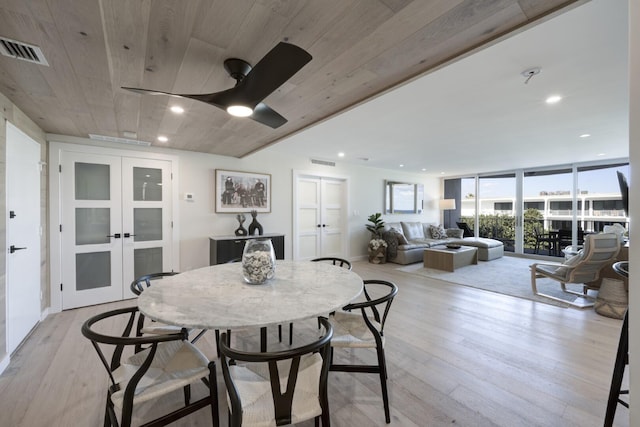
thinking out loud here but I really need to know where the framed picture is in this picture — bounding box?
[215,169,271,213]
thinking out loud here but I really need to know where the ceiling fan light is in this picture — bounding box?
[227,105,253,117]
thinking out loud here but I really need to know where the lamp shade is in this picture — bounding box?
[439,199,456,210]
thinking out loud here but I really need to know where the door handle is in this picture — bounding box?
[9,245,26,253]
[107,233,121,238]
[124,233,137,238]
[9,211,16,218]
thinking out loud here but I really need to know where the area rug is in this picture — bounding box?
[395,256,590,308]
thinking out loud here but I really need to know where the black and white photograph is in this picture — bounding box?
[215,169,271,213]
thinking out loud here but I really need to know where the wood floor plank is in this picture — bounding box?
[0,259,629,426]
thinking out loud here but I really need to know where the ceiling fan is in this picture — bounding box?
[122,42,312,129]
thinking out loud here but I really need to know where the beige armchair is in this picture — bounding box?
[530,233,621,308]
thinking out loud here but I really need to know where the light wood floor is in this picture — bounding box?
[0,260,629,426]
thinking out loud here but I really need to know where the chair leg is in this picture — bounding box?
[208,361,220,427]
[184,384,191,405]
[289,322,293,345]
[605,312,629,426]
[278,324,283,342]
[376,346,391,424]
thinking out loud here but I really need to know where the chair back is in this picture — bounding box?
[563,233,620,283]
[456,222,474,237]
[219,318,333,426]
[130,271,179,295]
[311,257,352,270]
[344,279,398,339]
[81,306,215,427]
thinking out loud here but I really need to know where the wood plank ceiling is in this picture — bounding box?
[0,0,581,158]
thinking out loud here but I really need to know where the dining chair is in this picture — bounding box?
[81,305,219,427]
[329,279,398,424]
[131,272,208,347]
[218,317,333,426]
[279,257,352,346]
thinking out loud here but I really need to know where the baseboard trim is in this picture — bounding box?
[40,307,50,321]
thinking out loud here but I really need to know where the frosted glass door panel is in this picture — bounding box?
[134,208,163,241]
[323,235,342,254]
[299,181,319,204]
[76,252,111,290]
[75,162,110,200]
[323,182,342,205]
[324,208,341,228]
[76,208,110,245]
[133,167,163,201]
[134,247,163,279]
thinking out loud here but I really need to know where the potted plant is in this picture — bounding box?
[366,213,387,263]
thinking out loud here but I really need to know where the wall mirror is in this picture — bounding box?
[385,180,424,214]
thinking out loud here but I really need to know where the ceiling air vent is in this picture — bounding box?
[311,159,336,167]
[89,134,151,147]
[0,36,49,66]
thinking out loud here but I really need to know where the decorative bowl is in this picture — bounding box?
[446,244,461,249]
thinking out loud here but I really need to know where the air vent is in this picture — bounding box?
[311,159,336,167]
[0,37,49,66]
[89,134,151,146]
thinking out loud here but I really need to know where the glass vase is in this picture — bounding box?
[242,238,276,284]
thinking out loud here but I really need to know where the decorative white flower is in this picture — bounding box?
[368,239,388,250]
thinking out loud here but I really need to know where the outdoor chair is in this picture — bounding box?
[81,306,219,427]
[329,279,398,423]
[533,225,555,255]
[456,221,474,237]
[218,318,333,426]
[530,233,620,308]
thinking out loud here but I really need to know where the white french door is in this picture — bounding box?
[58,151,173,309]
[294,173,348,260]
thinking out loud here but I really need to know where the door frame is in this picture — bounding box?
[292,170,350,260]
[48,141,180,313]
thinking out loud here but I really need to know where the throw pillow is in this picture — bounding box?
[401,221,425,240]
[446,228,464,239]
[429,224,448,239]
[391,227,408,245]
[381,230,399,260]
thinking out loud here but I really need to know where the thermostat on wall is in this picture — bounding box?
[184,193,194,201]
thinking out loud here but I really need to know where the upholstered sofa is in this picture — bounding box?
[382,221,504,265]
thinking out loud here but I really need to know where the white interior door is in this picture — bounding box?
[121,158,173,299]
[61,152,123,309]
[294,173,347,260]
[6,123,41,354]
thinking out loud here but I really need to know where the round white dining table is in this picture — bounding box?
[137,260,363,331]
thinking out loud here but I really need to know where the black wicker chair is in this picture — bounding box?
[81,306,219,427]
[219,318,333,426]
[329,279,398,423]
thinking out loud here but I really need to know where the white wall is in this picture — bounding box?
[176,147,439,270]
[51,135,440,272]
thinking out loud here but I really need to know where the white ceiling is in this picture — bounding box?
[269,0,629,177]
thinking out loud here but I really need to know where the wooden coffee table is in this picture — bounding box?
[423,245,478,272]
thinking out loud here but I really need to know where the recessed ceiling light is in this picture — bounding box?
[440,172,445,175]
[338,152,345,157]
[580,133,591,138]
[545,95,562,104]
[399,164,404,168]
[597,153,605,156]
[422,168,426,171]
[157,135,168,142]
[170,105,184,114]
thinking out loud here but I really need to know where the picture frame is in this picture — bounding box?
[215,169,271,213]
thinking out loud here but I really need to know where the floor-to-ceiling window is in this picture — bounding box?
[477,173,516,252]
[445,160,629,257]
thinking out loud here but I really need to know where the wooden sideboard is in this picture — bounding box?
[209,233,285,265]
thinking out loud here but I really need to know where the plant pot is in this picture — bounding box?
[368,246,387,264]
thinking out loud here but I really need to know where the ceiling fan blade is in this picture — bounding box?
[250,103,287,128]
[235,42,312,105]
[122,87,186,98]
